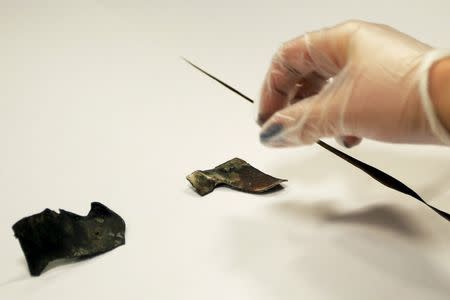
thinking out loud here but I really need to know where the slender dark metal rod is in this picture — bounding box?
[315,140,450,220]
[182,57,254,104]
[183,58,450,221]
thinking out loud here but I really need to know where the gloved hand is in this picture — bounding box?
[257,20,450,148]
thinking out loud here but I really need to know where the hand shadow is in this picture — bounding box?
[226,198,450,300]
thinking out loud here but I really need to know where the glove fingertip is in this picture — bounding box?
[335,136,362,148]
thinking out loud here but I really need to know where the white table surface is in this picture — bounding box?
[1,1,450,299]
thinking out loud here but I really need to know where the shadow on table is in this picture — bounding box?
[227,198,450,300]
[0,256,95,287]
[272,200,432,238]
[0,258,29,288]
[270,143,450,202]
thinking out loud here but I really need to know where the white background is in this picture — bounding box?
[1,1,450,299]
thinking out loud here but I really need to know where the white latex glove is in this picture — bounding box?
[257,20,450,148]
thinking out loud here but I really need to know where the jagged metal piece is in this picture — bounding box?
[12,202,126,276]
[187,157,286,196]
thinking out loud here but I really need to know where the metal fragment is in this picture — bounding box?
[187,158,286,196]
[12,202,126,276]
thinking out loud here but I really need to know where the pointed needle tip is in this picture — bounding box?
[181,56,254,104]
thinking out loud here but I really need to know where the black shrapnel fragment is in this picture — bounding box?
[187,157,286,196]
[12,202,126,276]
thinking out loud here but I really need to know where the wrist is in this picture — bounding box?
[430,57,450,134]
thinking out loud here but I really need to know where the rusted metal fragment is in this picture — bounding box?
[187,158,286,196]
[12,202,126,276]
